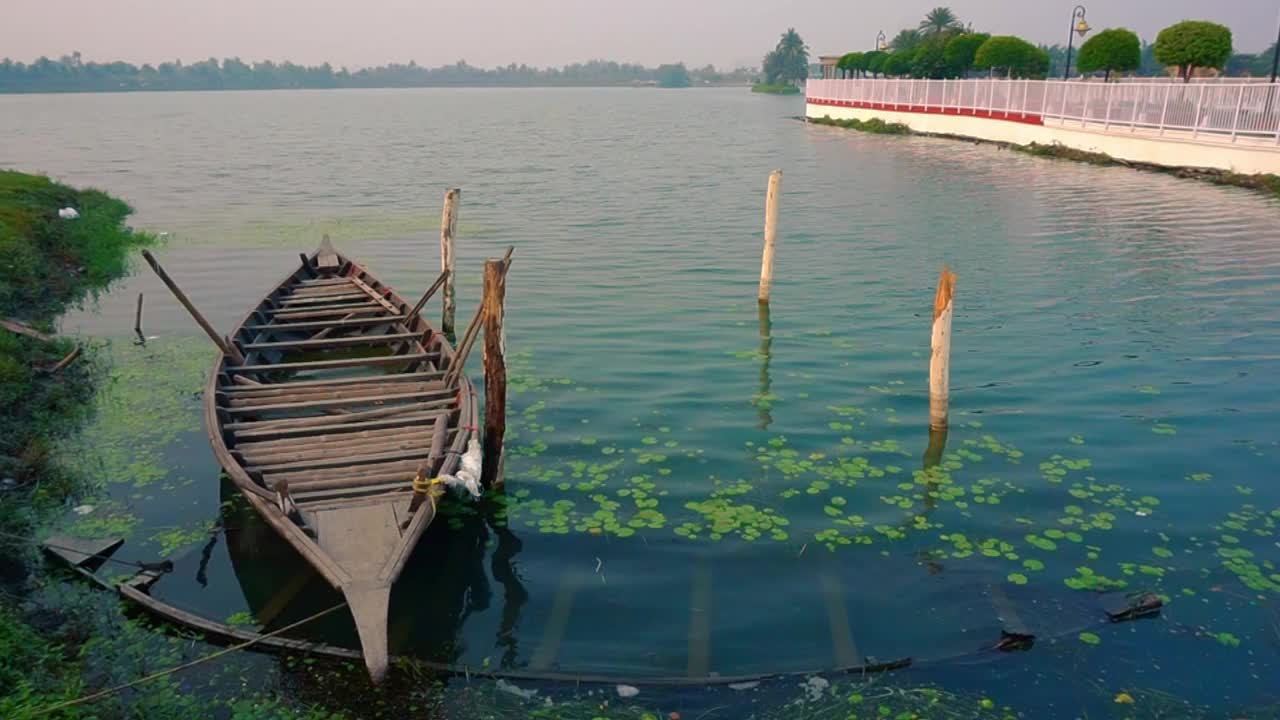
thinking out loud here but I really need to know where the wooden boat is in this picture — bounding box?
[202,238,477,681]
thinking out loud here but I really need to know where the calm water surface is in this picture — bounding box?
[2,88,1279,715]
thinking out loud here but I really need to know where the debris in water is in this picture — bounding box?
[728,681,760,691]
[495,679,538,700]
[801,676,829,701]
[72,505,94,515]
[616,684,640,699]
[58,207,79,220]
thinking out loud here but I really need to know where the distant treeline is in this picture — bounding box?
[0,54,757,93]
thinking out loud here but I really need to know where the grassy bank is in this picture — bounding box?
[808,114,1280,199]
[751,83,801,95]
[0,170,152,717]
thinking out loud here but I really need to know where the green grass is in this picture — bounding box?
[809,114,912,135]
[751,83,802,95]
[0,170,154,715]
[1012,143,1280,199]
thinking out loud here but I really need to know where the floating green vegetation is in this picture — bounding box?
[149,521,216,557]
[810,115,912,135]
[1078,631,1102,645]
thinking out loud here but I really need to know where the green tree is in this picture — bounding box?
[864,50,889,77]
[911,36,955,78]
[1076,28,1140,80]
[838,52,865,78]
[919,7,962,36]
[655,63,691,87]
[883,49,915,77]
[944,32,989,76]
[762,28,809,85]
[974,35,1047,78]
[890,29,924,52]
[1153,20,1232,82]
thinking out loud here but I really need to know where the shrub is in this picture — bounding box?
[944,33,990,76]
[974,36,1048,78]
[883,49,915,77]
[1077,28,1141,80]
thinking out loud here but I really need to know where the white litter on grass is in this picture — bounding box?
[439,438,483,498]
[728,681,760,691]
[495,679,538,700]
[72,504,94,515]
[801,676,829,702]
[58,207,79,220]
[616,684,640,699]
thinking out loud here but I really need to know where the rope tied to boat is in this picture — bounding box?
[412,475,444,493]
[31,602,347,716]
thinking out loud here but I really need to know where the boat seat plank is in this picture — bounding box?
[234,423,437,453]
[223,389,449,414]
[247,448,431,475]
[241,332,422,352]
[223,372,442,394]
[244,317,406,333]
[227,353,436,374]
[268,301,384,317]
[226,405,446,433]
[223,382,444,405]
[348,275,401,315]
[263,459,425,487]
[294,483,412,504]
[237,435,435,466]
[233,413,452,443]
[279,292,371,306]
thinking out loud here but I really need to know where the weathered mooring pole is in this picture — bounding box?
[142,250,245,365]
[440,188,461,338]
[929,267,956,430]
[481,248,513,490]
[133,292,145,345]
[757,170,782,303]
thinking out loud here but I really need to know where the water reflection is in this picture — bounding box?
[220,479,528,666]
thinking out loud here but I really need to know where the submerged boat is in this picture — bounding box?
[203,238,477,681]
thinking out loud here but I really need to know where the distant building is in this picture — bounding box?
[817,55,843,79]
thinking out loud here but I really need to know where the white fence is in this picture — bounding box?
[805,78,1280,144]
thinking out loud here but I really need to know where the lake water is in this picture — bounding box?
[3,87,1279,717]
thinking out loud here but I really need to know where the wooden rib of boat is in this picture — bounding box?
[206,237,475,682]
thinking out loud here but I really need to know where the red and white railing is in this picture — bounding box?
[805,78,1280,144]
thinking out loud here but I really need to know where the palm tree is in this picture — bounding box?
[770,28,810,85]
[890,29,924,52]
[919,7,961,36]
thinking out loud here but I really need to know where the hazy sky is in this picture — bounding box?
[4,0,1276,69]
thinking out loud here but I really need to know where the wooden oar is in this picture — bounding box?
[142,250,246,365]
[408,270,450,319]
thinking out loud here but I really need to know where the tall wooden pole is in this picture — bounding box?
[141,250,245,365]
[929,268,956,430]
[440,188,460,337]
[480,254,510,490]
[758,170,782,303]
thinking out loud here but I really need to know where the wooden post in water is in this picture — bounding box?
[758,170,782,303]
[929,268,956,430]
[133,293,145,345]
[481,251,512,490]
[439,188,461,337]
[141,250,246,365]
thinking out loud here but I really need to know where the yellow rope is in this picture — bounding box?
[33,603,347,717]
[412,476,443,493]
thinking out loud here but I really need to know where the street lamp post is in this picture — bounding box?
[1063,5,1091,80]
[1270,10,1279,83]
[876,31,887,51]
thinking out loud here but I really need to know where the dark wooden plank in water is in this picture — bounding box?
[41,535,124,568]
[241,332,422,352]
[227,353,436,374]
